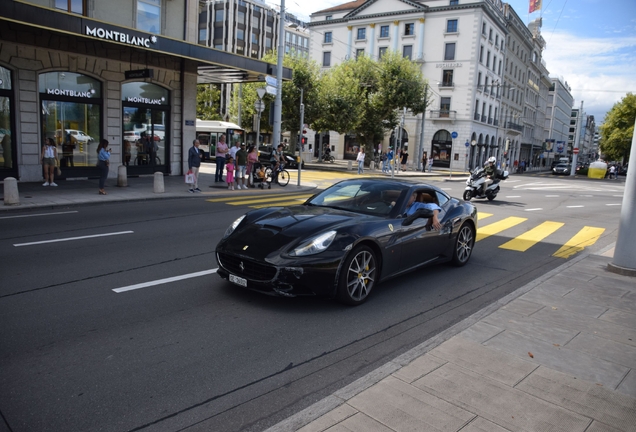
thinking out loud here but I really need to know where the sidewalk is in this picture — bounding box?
[266,245,636,432]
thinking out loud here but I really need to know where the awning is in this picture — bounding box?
[0,1,292,84]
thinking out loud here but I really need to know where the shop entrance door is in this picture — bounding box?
[123,106,168,175]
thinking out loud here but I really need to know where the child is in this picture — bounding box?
[226,157,235,190]
[256,165,266,180]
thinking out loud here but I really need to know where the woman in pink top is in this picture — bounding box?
[215,134,229,182]
[246,145,258,187]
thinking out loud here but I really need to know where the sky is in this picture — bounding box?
[266,0,636,124]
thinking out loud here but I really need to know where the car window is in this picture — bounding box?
[308,182,408,216]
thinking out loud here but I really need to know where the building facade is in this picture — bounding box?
[307,0,564,171]
[545,77,574,164]
[0,0,287,182]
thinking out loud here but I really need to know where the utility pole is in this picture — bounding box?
[272,0,285,150]
[416,84,428,171]
[297,88,304,186]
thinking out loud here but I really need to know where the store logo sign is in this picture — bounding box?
[46,88,96,98]
[85,26,157,48]
[126,96,166,105]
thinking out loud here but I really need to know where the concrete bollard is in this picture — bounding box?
[117,165,127,187]
[3,177,20,206]
[347,160,353,171]
[153,171,164,194]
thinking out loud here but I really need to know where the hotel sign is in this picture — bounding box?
[85,26,157,48]
[436,63,463,68]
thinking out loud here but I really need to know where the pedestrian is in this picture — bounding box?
[520,160,526,173]
[215,134,228,182]
[188,139,202,193]
[381,151,388,173]
[609,164,616,180]
[41,137,59,187]
[422,153,427,173]
[356,146,365,174]
[400,148,409,171]
[226,156,235,190]
[96,138,111,195]
[246,145,258,187]
[427,157,433,172]
[229,140,240,160]
[386,147,394,173]
[236,143,248,189]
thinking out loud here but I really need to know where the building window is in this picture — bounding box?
[404,23,415,36]
[326,15,333,20]
[252,33,258,44]
[444,43,455,60]
[0,66,15,174]
[237,10,245,25]
[493,55,497,71]
[379,46,387,59]
[403,45,412,60]
[357,28,366,40]
[380,25,389,38]
[440,97,451,117]
[482,22,486,35]
[486,51,490,67]
[136,0,161,34]
[442,70,453,87]
[479,45,483,63]
[489,29,493,41]
[450,0,459,5]
[446,19,458,33]
[323,51,331,67]
[356,49,365,59]
[324,32,332,43]
[55,0,86,14]
[39,72,102,169]
[477,72,482,89]
[495,35,499,47]
[215,9,224,22]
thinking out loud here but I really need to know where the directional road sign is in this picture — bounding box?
[265,85,277,95]
[265,76,278,87]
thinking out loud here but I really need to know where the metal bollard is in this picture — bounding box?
[153,171,164,194]
[117,165,127,187]
[3,177,20,205]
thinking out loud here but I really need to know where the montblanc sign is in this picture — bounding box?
[85,26,157,48]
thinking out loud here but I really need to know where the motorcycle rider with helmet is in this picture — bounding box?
[481,156,497,196]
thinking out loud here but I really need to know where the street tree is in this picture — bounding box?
[315,52,430,157]
[599,93,635,162]
[196,84,222,121]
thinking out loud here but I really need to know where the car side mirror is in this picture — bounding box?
[402,208,434,226]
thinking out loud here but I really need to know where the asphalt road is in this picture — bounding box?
[0,174,622,432]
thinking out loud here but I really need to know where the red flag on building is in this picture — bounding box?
[529,0,542,13]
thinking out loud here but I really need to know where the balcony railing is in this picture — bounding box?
[487,117,493,125]
[474,112,480,121]
[438,81,454,89]
[481,115,487,122]
[493,119,499,126]
[506,121,524,132]
[430,110,457,120]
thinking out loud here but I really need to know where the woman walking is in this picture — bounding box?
[41,137,58,186]
[97,139,111,195]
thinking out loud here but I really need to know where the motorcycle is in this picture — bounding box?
[463,167,508,201]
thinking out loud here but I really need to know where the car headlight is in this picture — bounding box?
[223,215,246,239]
[290,231,336,256]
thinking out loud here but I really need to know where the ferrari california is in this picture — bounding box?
[215,179,477,305]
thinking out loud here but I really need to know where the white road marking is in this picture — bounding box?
[113,269,218,293]
[506,196,521,198]
[606,203,621,206]
[0,210,78,220]
[14,231,133,247]
[524,208,543,212]
[545,195,560,197]
[567,205,584,208]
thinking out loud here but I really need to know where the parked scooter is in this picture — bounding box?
[463,167,509,201]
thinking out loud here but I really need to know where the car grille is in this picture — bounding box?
[217,253,277,282]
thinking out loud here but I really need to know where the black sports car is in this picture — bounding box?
[216,179,477,305]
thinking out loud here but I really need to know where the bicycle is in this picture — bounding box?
[321,153,335,163]
[265,164,290,188]
[373,156,380,170]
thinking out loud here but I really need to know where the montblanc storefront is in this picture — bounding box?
[0,2,289,182]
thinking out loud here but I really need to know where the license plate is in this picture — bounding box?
[229,274,247,287]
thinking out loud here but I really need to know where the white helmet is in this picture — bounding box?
[488,156,496,164]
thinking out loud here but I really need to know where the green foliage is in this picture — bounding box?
[196,84,222,120]
[599,93,636,162]
[317,51,430,153]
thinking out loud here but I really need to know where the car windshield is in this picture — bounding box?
[307,181,409,216]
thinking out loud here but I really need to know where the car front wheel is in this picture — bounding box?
[451,223,475,266]
[337,245,377,306]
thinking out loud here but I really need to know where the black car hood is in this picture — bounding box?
[220,206,367,259]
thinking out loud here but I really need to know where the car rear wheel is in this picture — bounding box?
[337,245,377,306]
[451,223,475,266]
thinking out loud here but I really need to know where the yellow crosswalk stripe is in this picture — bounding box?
[476,216,527,242]
[478,212,494,220]
[499,221,565,252]
[206,193,312,205]
[552,226,606,259]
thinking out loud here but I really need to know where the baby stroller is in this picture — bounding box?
[251,162,272,189]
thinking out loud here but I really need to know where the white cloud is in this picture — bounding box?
[543,31,636,121]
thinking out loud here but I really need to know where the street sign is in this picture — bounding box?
[465,141,470,147]
[573,148,580,154]
[256,87,266,99]
[451,131,458,139]
[254,100,265,113]
[265,85,277,95]
[265,76,278,87]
